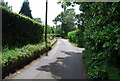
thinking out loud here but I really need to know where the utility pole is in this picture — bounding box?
[45,0,48,48]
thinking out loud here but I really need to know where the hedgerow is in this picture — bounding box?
[65,2,120,80]
[1,6,44,47]
[2,37,56,67]
[68,29,79,44]
[76,2,120,80]
[68,28,84,47]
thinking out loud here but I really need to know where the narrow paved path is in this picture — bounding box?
[8,39,87,79]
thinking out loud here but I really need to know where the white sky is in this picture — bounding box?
[4,0,80,26]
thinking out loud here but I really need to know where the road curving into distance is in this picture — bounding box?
[5,39,88,80]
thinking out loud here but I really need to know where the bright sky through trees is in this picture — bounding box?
[4,0,80,26]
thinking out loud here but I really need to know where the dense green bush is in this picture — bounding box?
[68,29,79,44]
[76,2,120,80]
[68,29,84,47]
[47,26,55,34]
[2,36,56,67]
[1,6,44,47]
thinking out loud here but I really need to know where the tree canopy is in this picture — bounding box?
[53,8,76,37]
[19,0,33,18]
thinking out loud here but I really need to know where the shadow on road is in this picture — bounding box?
[36,51,87,80]
[61,51,82,55]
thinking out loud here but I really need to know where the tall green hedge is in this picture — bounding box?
[76,2,120,80]
[68,29,79,44]
[1,7,44,47]
[68,27,84,47]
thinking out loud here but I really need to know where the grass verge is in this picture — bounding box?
[2,37,57,78]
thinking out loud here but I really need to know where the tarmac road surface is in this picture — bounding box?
[6,39,87,80]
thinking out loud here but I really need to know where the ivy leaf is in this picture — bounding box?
[103,42,110,48]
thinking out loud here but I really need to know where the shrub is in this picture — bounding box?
[77,2,120,80]
[1,6,44,47]
[68,29,84,47]
[47,26,55,34]
[68,2,120,80]
[68,29,79,43]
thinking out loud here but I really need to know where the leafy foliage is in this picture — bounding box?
[19,0,33,18]
[34,18,42,23]
[75,2,120,80]
[2,35,56,67]
[47,26,55,34]
[68,29,79,44]
[53,8,76,38]
[2,6,44,48]
[0,1,12,10]
[68,29,84,47]
[65,2,120,80]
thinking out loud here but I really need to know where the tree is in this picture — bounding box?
[0,0,6,6]
[53,8,76,37]
[19,0,33,18]
[0,0,12,10]
[34,18,42,23]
